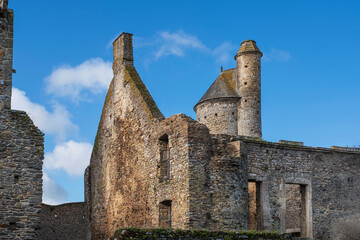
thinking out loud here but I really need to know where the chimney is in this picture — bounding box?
[113,32,133,67]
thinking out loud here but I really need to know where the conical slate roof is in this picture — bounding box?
[234,40,262,59]
[194,68,240,110]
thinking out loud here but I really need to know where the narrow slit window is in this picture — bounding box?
[159,135,170,182]
[248,180,263,231]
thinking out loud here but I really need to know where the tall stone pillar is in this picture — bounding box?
[0,0,13,110]
[235,40,262,138]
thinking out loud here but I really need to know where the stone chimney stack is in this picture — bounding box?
[235,40,263,138]
[0,0,13,110]
[112,32,133,75]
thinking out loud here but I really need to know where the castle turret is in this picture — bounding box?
[194,68,240,135]
[0,0,13,110]
[235,40,262,138]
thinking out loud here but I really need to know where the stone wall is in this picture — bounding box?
[89,32,165,239]
[195,99,238,136]
[237,137,360,240]
[285,184,302,234]
[89,33,250,239]
[38,202,88,240]
[0,110,44,239]
[206,135,249,231]
[0,5,13,110]
[89,32,360,240]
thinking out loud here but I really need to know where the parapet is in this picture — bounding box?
[331,146,360,152]
[279,140,304,146]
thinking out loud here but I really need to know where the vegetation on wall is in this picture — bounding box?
[112,227,292,240]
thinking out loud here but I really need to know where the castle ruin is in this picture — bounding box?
[86,33,360,240]
[0,2,360,239]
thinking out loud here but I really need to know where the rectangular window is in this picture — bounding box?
[159,200,172,228]
[285,184,308,237]
[159,135,170,182]
[248,180,263,230]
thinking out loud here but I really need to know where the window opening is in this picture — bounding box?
[285,184,307,237]
[159,135,170,182]
[159,200,172,228]
[248,180,263,230]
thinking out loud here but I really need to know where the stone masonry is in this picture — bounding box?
[38,203,88,240]
[0,1,45,239]
[0,110,44,239]
[86,32,360,240]
[0,0,13,111]
[1,2,359,239]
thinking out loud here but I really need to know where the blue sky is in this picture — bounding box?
[8,0,360,204]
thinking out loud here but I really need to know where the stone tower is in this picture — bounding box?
[0,0,13,110]
[194,68,240,136]
[235,40,262,138]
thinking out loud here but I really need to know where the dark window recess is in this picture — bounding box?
[159,135,170,182]
[9,222,16,230]
[159,200,172,228]
[14,175,19,183]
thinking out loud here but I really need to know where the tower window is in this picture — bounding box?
[215,113,218,117]
[159,135,170,182]
[14,175,19,183]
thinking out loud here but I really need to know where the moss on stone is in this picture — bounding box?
[112,227,291,240]
[123,65,164,120]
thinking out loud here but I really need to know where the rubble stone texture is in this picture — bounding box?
[0,110,44,239]
[0,1,13,110]
[0,2,44,239]
[87,32,360,240]
[38,203,88,240]
[1,3,360,239]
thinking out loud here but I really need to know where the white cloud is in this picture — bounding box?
[12,88,77,141]
[212,41,238,64]
[263,48,291,62]
[154,30,209,59]
[132,30,237,64]
[43,172,68,205]
[45,58,113,102]
[44,140,93,176]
